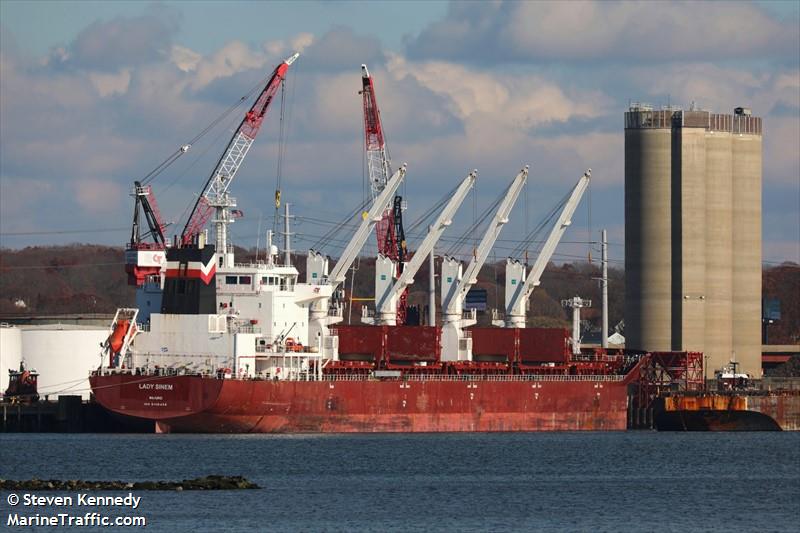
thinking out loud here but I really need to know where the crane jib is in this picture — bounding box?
[179,55,297,244]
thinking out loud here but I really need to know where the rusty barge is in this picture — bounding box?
[653,390,800,431]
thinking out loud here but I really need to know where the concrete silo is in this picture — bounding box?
[671,110,708,354]
[704,117,734,373]
[624,105,762,376]
[731,109,763,377]
[624,107,674,351]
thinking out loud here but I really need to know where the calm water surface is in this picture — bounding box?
[1,432,798,532]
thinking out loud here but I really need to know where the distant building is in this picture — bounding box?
[624,104,762,376]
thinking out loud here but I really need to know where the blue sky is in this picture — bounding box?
[1,0,798,265]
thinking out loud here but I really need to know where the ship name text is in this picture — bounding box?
[138,383,174,390]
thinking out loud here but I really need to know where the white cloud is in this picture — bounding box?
[88,68,131,97]
[190,41,268,90]
[407,0,799,63]
[291,33,314,54]
[170,45,201,73]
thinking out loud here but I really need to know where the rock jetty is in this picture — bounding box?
[0,475,259,491]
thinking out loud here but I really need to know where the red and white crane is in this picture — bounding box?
[361,64,408,323]
[181,52,299,267]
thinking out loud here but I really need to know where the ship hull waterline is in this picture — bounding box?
[89,374,631,433]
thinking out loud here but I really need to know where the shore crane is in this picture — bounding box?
[440,166,529,360]
[363,171,477,327]
[180,52,300,268]
[361,65,409,323]
[493,170,591,328]
[305,165,408,347]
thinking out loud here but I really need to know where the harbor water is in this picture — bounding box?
[1,432,798,532]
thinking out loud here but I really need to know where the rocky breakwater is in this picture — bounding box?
[0,475,260,491]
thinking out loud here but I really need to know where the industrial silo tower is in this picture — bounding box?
[624,104,762,377]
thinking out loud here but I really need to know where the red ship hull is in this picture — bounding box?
[89,373,634,433]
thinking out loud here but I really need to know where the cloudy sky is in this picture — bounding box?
[1,0,798,265]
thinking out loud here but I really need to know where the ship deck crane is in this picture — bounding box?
[440,166,528,360]
[125,181,169,286]
[361,64,409,323]
[180,52,299,267]
[305,165,408,344]
[364,171,477,327]
[494,170,591,328]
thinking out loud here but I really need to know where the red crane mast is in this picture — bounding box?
[360,65,407,324]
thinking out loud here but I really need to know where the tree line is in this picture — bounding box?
[1,245,796,344]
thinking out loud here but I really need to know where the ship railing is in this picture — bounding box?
[125,242,165,251]
[234,324,261,334]
[322,374,624,382]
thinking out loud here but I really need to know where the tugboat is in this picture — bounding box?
[4,362,39,404]
[714,361,751,391]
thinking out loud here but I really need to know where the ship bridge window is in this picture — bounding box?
[226,275,253,285]
[279,276,296,291]
[261,276,278,286]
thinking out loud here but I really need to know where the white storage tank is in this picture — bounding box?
[0,324,23,395]
[20,325,108,400]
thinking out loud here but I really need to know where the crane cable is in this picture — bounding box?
[509,188,572,260]
[271,81,287,237]
[309,199,371,251]
[273,60,298,222]
[140,75,268,187]
[405,182,462,235]
[168,109,247,231]
[445,187,507,258]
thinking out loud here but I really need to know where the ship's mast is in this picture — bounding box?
[601,229,609,349]
[282,202,294,266]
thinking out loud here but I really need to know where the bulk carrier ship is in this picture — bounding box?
[89,53,671,433]
[89,234,645,433]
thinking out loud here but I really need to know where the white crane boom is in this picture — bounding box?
[442,166,528,317]
[328,164,407,285]
[370,170,476,326]
[305,164,407,355]
[395,171,476,291]
[501,169,591,328]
